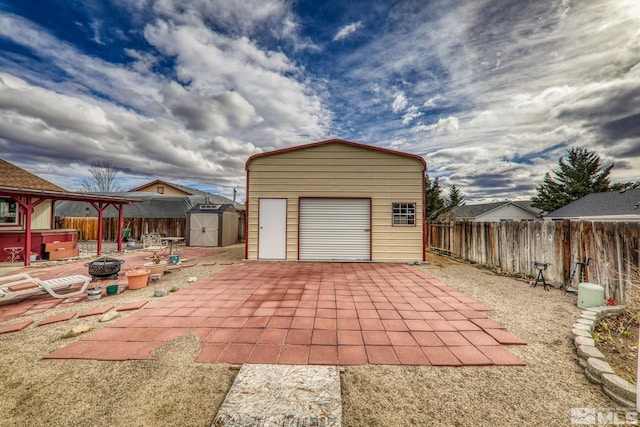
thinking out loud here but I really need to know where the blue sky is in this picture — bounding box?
[0,0,639,203]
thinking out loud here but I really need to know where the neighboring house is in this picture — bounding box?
[444,200,543,222]
[545,189,640,221]
[245,139,426,262]
[56,181,244,241]
[0,158,135,264]
[129,179,244,210]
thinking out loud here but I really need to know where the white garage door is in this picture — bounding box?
[299,198,370,261]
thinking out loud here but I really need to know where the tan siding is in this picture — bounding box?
[135,183,190,196]
[247,142,424,262]
[3,201,52,231]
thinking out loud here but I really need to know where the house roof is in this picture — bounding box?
[127,179,244,210]
[245,138,427,170]
[545,189,640,219]
[128,179,210,196]
[55,192,242,218]
[187,203,236,214]
[0,158,65,192]
[0,157,137,205]
[451,200,542,219]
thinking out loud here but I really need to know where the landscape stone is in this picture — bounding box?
[573,323,591,331]
[586,357,614,383]
[63,324,92,338]
[187,277,198,283]
[100,311,119,322]
[577,345,604,361]
[602,387,636,409]
[602,374,637,403]
[154,289,169,297]
[572,328,592,338]
[575,336,595,347]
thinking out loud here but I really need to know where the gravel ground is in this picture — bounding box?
[0,248,615,426]
[341,253,614,427]
[0,245,244,427]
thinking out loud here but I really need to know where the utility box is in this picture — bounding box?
[186,204,238,247]
[577,282,605,309]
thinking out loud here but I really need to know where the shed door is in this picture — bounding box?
[189,214,219,247]
[258,199,287,259]
[299,198,370,261]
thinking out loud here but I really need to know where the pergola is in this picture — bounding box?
[0,186,139,266]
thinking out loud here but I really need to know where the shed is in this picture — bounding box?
[186,204,239,247]
[245,139,426,262]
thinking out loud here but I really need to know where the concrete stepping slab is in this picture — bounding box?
[117,300,148,311]
[38,312,76,326]
[78,305,114,318]
[0,320,33,334]
[212,364,341,426]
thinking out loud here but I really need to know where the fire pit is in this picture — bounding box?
[85,257,125,281]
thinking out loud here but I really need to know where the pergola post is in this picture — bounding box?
[116,204,124,253]
[90,202,107,256]
[13,196,45,266]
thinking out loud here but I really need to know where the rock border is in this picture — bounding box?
[572,305,637,408]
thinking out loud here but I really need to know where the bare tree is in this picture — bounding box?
[81,160,123,192]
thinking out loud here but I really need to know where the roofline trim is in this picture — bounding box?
[245,138,427,170]
[127,179,194,194]
[0,186,140,204]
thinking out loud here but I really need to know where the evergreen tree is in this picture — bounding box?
[425,174,445,220]
[446,184,465,208]
[532,147,613,212]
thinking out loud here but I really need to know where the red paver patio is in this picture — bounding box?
[43,263,526,366]
[0,247,222,322]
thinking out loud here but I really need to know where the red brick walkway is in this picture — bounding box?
[45,263,526,366]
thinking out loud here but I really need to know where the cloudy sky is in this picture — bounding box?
[0,0,639,203]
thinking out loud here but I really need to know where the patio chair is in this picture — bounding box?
[142,233,167,259]
[0,273,92,302]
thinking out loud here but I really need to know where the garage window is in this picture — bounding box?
[392,203,415,226]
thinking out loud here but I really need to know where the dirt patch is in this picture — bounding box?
[0,245,244,427]
[0,249,617,426]
[594,310,639,384]
[342,253,613,427]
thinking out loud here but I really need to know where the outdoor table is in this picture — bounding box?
[4,246,24,262]
[162,237,185,255]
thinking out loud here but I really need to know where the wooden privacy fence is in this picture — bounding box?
[427,220,640,303]
[58,217,186,241]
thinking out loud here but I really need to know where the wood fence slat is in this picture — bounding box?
[427,219,640,302]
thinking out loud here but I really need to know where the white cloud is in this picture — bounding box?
[401,105,422,125]
[423,95,443,109]
[391,91,407,113]
[333,21,362,41]
[415,116,459,135]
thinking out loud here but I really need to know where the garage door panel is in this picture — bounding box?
[299,199,370,261]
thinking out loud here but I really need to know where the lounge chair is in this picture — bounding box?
[0,273,92,302]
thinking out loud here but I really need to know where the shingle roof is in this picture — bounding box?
[0,158,65,192]
[545,189,640,219]
[451,200,542,219]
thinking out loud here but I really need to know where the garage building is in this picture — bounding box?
[245,139,426,262]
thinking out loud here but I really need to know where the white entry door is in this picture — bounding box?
[258,199,287,259]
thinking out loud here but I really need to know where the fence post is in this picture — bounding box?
[562,220,571,287]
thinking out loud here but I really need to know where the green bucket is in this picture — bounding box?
[106,284,119,295]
